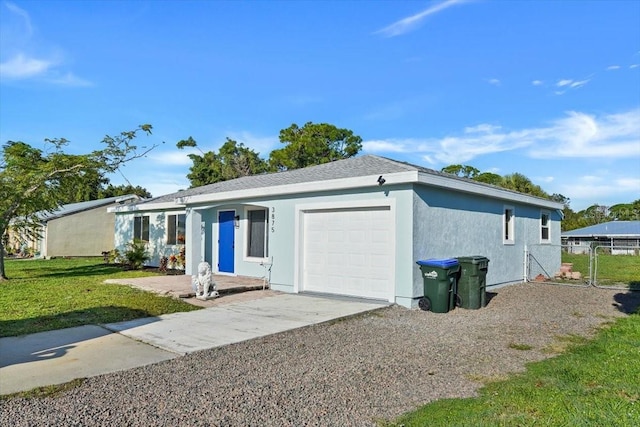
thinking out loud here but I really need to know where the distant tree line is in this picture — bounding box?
[440,164,639,231]
[176,122,362,187]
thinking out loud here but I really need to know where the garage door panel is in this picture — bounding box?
[302,206,393,301]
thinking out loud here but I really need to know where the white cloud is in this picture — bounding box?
[531,80,544,86]
[4,2,32,35]
[569,79,589,88]
[134,173,191,198]
[0,3,90,85]
[464,124,501,134]
[558,176,640,202]
[534,176,555,184]
[363,108,640,165]
[528,109,640,159]
[553,77,590,94]
[0,53,53,79]
[46,71,93,87]
[487,78,500,86]
[362,139,411,153]
[225,131,279,157]
[606,65,620,70]
[630,64,639,69]
[375,0,469,37]
[148,150,196,167]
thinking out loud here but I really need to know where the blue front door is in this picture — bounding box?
[218,211,235,273]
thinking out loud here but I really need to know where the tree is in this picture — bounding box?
[0,124,157,280]
[178,137,267,188]
[500,173,548,198]
[581,204,610,226]
[268,122,362,171]
[441,164,480,179]
[57,168,110,204]
[474,172,503,186]
[609,200,640,221]
[100,184,152,199]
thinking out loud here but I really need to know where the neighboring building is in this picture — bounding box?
[8,195,141,258]
[111,155,563,308]
[562,221,640,255]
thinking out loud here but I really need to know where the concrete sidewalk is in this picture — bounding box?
[0,294,388,395]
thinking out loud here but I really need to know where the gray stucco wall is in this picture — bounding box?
[412,185,561,305]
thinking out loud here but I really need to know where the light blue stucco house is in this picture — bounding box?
[110,155,563,308]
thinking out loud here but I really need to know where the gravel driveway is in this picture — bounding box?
[2,283,638,426]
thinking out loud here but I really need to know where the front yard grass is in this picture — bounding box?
[0,257,200,338]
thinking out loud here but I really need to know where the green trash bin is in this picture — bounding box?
[416,258,460,313]
[457,256,490,309]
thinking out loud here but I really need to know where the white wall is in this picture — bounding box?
[114,209,186,266]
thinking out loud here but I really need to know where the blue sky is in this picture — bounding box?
[1,0,639,211]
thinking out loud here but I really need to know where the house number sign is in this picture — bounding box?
[271,207,276,233]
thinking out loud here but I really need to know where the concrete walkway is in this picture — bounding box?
[0,294,388,395]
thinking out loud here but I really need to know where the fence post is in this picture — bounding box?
[523,244,528,282]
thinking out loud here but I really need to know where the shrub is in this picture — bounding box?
[124,239,150,270]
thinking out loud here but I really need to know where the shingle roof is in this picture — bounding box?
[139,155,420,205]
[562,221,640,237]
[136,154,557,208]
[36,195,140,221]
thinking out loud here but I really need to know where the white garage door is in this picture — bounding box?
[301,206,394,301]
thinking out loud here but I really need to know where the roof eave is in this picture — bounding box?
[109,201,186,213]
[417,172,564,210]
[179,171,420,205]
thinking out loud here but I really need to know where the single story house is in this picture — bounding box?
[562,221,640,255]
[110,155,563,308]
[8,195,141,258]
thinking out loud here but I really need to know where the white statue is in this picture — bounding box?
[191,262,219,300]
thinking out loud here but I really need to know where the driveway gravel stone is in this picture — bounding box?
[1,283,638,426]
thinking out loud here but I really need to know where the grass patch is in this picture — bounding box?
[562,253,640,288]
[0,258,200,337]
[385,310,640,427]
[542,334,589,355]
[0,378,86,400]
[508,342,533,351]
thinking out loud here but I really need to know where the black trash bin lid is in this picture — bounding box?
[416,258,459,268]
[457,256,490,264]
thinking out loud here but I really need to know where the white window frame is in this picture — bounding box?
[243,207,269,262]
[540,210,551,243]
[133,215,150,242]
[503,206,515,245]
[167,213,186,245]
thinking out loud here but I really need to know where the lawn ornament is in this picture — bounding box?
[192,262,219,300]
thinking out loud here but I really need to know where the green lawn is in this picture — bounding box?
[0,257,200,337]
[385,310,640,427]
[562,252,640,288]
[386,253,640,426]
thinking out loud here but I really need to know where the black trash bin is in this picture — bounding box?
[456,256,490,309]
[416,258,460,313]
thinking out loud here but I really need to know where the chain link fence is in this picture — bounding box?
[526,244,639,291]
